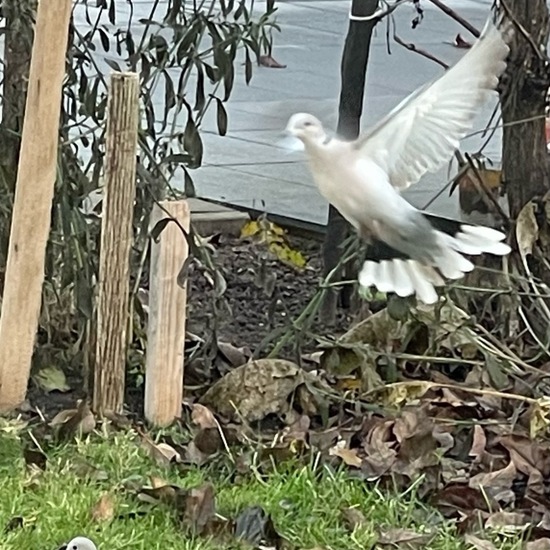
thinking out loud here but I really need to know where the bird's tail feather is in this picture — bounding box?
[359,258,442,304]
[358,223,510,304]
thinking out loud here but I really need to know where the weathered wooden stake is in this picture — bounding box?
[93,72,139,415]
[0,0,72,412]
[145,200,190,427]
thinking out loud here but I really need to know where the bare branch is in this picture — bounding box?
[426,0,481,37]
[393,31,449,68]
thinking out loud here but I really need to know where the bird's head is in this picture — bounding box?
[284,113,325,143]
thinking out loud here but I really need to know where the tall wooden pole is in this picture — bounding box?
[321,0,379,322]
[0,0,72,412]
[93,72,139,415]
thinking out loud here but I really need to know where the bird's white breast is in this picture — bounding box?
[305,141,408,229]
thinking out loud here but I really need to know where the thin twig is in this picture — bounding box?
[426,0,480,37]
[393,32,449,68]
[365,380,538,404]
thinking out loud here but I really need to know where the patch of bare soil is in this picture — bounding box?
[186,233,350,354]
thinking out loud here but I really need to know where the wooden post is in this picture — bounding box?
[93,72,139,415]
[145,200,190,427]
[0,0,72,412]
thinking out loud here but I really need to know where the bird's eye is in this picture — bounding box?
[303,121,312,127]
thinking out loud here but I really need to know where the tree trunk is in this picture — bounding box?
[320,0,379,323]
[500,0,550,219]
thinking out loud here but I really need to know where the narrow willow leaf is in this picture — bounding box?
[184,169,196,197]
[108,0,116,24]
[150,218,172,243]
[125,29,136,58]
[162,153,193,165]
[194,63,206,111]
[177,256,192,289]
[105,58,122,72]
[183,113,203,168]
[164,70,176,114]
[204,63,218,83]
[223,62,235,101]
[214,97,228,136]
[98,28,110,52]
[245,48,253,84]
[234,0,247,20]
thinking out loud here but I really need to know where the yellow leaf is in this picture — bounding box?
[241,217,307,269]
[530,397,550,438]
[268,241,307,269]
[384,381,433,406]
[516,201,539,263]
[336,378,362,391]
[240,220,260,238]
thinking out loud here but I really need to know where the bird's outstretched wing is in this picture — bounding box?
[354,18,511,190]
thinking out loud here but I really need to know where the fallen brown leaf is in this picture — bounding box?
[138,483,187,506]
[378,527,433,548]
[91,493,115,522]
[469,425,487,461]
[341,507,367,531]
[498,435,547,494]
[434,484,489,516]
[234,505,284,547]
[217,341,251,368]
[4,516,24,533]
[468,461,516,497]
[194,428,223,455]
[149,476,169,488]
[191,404,218,430]
[183,483,216,535]
[184,440,210,466]
[139,430,182,467]
[329,446,362,468]
[23,448,47,470]
[51,400,96,440]
[464,534,497,550]
[361,420,397,479]
[485,511,529,532]
[200,359,329,423]
[453,33,473,48]
[258,55,286,68]
[527,539,550,550]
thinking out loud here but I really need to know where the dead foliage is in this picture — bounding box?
[12,286,550,548]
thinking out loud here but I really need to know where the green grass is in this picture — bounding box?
[0,423,514,550]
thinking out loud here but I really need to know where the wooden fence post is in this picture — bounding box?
[93,72,139,415]
[144,200,190,427]
[0,0,72,412]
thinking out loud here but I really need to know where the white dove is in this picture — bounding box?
[283,18,512,304]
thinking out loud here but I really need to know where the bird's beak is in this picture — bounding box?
[276,131,305,152]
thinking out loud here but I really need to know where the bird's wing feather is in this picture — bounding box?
[354,18,510,190]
